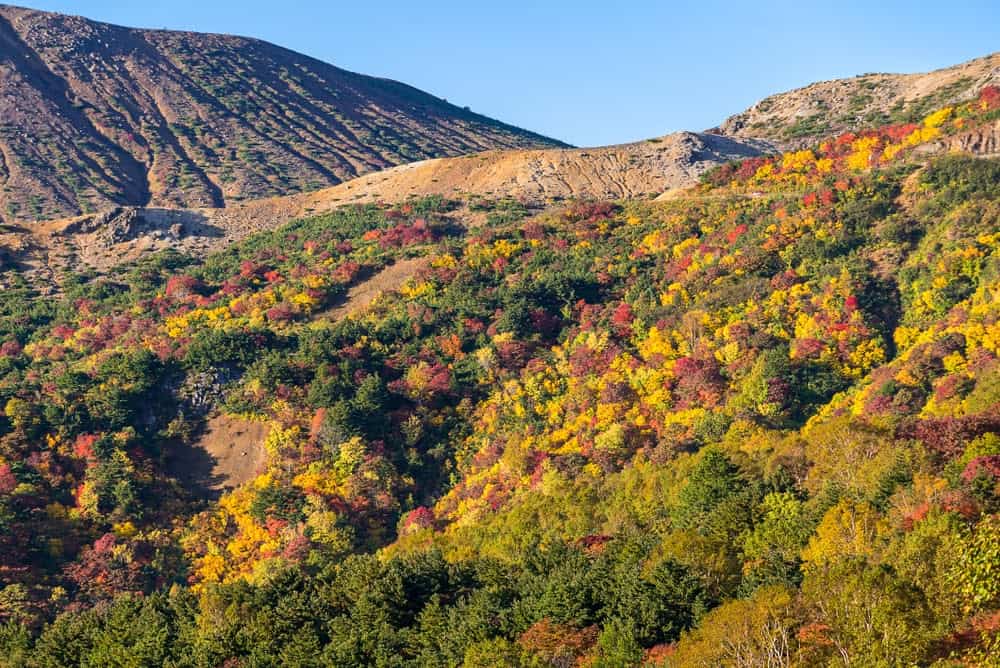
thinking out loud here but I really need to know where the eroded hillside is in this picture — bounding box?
[0,4,562,223]
[1,130,774,285]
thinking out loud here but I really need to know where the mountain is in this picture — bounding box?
[715,52,1000,145]
[2,32,1000,666]
[0,4,563,224]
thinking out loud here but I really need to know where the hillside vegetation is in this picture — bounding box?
[0,84,999,666]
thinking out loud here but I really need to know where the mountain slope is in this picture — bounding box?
[0,4,563,223]
[5,130,773,283]
[1,86,999,665]
[715,52,999,146]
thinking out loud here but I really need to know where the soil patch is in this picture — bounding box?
[314,256,429,322]
[166,414,268,499]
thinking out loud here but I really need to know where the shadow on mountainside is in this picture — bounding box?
[164,414,269,500]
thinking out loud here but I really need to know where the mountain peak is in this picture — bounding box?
[0,4,564,223]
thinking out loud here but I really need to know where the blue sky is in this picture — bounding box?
[18,1,1000,146]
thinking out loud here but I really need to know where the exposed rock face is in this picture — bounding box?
[714,53,1000,147]
[0,4,564,224]
[59,206,211,244]
[939,119,1000,155]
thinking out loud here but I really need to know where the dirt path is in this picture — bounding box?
[314,256,429,322]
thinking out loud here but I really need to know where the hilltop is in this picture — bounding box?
[0,4,562,223]
[715,52,1000,146]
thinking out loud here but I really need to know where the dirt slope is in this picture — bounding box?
[164,414,269,497]
[715,52,1000,146]
[0,4,562,224]
[312,257,430,323]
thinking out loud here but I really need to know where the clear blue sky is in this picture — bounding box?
[17,0,1000,147]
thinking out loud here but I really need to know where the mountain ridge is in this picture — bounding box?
[714,51,1000,145]
[0,3,565,223]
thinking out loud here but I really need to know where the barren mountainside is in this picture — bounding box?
[0,4,563,223]
[715,52,1000,146]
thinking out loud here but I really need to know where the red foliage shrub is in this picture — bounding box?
[770,270,800,290]
[63,533,151,601]
[673,356,725,408]
[0,340,21,357]
[906,412,1000,458]
[563,201,620,224]
[73,434,98,462]
[0,464,16,495]
[883,123,919,142]
[901,501,931,532]
[52,324,75,340]
[165,274,204,299]
[332,260,361,283]
[239,260,265,280]
[423,363,453,395]
[794,338,825,360]
[980,85,1000,110]
[463,318,486,334]
[75,298,96,315]
[726,223,749,244]
[376,219,435,248]
[735,156,771,181]
[402,506,435,532]
[797,622,835,648]
[610,302,635,336]
[962,455,1000,482]
[496,340,532,370]
[266,303,296,323]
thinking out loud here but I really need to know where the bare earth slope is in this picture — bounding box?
[0,4,563,224]
[715,52,1000,146]
[5,130,772,279]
